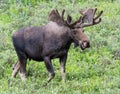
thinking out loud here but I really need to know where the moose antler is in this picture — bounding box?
[79,8,97,23]
[75,8,103,28]
[63,14,82,28]
[48,9,62,23]
[49,9,69,26]
[61,9,65,21]
[49,8,103,29]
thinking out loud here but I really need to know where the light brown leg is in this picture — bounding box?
[12,60,20,78]
[61,64,66,82]
[60,55,67,82]
[19,60,27,81]
[12,59,27,81]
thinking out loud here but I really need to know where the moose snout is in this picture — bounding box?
[83,41,90,48]
[80,41,90,50]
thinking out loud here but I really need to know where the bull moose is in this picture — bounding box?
[12,8,103,83]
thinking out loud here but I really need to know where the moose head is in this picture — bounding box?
[49,8,103,50]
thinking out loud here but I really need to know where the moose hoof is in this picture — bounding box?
[19,72,26,81]
[47,73,55,83]
[12,71,16,78]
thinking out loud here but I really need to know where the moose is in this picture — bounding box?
[12,8,103,83]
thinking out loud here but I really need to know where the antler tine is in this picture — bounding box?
[70,16,82,26]
[60,9,74,27]
[76,9,103,28]
[55,9,66,23]
[61,9,65,20]
[93,8,97,17]
[66,15,72,24]
[61,9,68,25]
[60,9,70,26]
[80,18,102,28]
[94,18,101,24]
[94,10,103,20]
[55,9,61,17]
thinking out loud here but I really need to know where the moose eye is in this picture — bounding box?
[72,29,76,34]
[72,30,77,35]
[73,31,76,34]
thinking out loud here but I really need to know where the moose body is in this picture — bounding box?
[13,22,71,61]
[12,8,103,82]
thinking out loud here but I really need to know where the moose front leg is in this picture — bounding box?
[44,57,55,83]
[59,54,67,82]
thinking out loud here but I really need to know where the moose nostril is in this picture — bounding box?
[83,41,90,48]
[87,42,90,48]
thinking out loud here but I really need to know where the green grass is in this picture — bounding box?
[0,0,120,94]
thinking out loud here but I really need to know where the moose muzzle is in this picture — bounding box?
[79,40,90,50]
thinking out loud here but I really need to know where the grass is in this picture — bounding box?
[0,0,120,94]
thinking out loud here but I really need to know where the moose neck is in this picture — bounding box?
[43,21,73,50]
[68,29,79,46]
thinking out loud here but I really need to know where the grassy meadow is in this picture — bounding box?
[0,0,120,94]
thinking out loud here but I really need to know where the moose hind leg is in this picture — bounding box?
[19,58,27,81]
[12,60,20,78]
[15,50,27,81]
[44,57,55,83]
